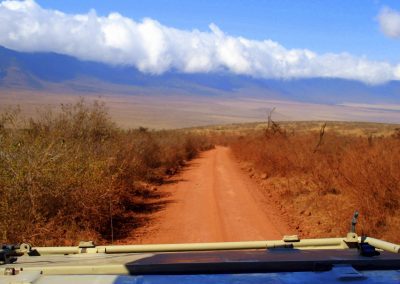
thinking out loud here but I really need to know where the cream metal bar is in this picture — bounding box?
[102,238,347,253]
[27,247,81,255]
[16,236,400,255]
[20,264,130,275]
[360,237,400,254]
[20,237,351,255]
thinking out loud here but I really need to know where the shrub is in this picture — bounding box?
[230,128,400,243]
[0,101,212,245]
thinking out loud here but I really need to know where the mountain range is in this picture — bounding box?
[0,45,399,105]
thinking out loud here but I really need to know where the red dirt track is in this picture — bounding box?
[134,146,290,244]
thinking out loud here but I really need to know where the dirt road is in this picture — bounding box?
[133,146,290,244]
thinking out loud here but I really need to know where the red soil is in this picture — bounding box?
[130,146,291,244]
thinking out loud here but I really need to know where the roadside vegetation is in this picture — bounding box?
[0,101,212,245]
[1,101,398,245]
[229,120,400,243]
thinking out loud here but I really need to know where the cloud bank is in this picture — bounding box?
[0,0,399,84]
[378,7,400,38]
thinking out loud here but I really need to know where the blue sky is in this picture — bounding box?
[1,0,399,83]
[36,0,399,62]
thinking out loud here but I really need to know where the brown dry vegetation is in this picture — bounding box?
[1,100,399,246]
[194,120,400,137]
[230,123,400,243]
[0,100,212,246]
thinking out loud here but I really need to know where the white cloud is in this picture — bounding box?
[378,7,400,38]
[0,0,399,84]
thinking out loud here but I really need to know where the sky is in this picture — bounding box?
[34,0,400,62]
[0,0,399,84]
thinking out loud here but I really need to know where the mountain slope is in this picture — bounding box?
[0,46,399,104]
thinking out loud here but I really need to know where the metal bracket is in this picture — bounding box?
[359,242,380,257]
[345,211,359,247]
[78,241,96,248]
[0,245,17,265]
[350,211,359,233]
[283,235,300,242]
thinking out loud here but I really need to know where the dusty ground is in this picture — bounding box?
[124,146,291,244]
[1,90,400,129]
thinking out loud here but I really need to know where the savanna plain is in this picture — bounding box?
[1,100,399,246]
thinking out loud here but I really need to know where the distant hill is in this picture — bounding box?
[0,46,399,104]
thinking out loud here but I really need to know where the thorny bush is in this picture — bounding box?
[231,127,400,243]
[0,101,212,245]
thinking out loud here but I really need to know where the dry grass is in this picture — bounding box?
[194,120,400,136]
[230,124,400,243]
[0,100,212,246]
[1,101,398,245]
